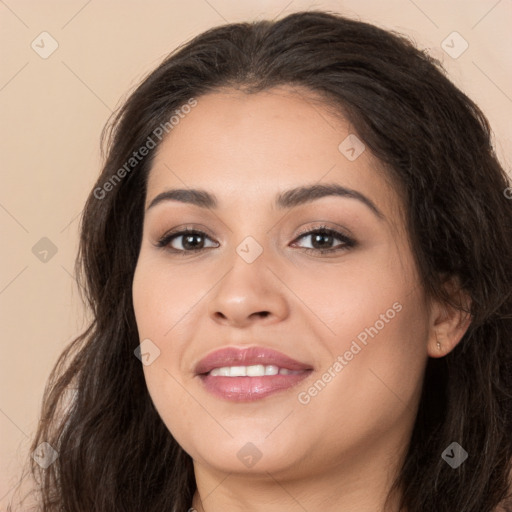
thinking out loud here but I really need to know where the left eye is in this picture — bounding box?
[291,228,355,254]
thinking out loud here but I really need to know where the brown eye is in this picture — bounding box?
[292,227,356,255]
[157,229,218,253]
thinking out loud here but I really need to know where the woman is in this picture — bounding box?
[20,10,512,512]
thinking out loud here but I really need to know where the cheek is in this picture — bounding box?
[132,256,205,341]
[133,260,206,454]
[294,248,429,416]
[283,244,417,342]
[317,286,429,430]
[292,297,429,463]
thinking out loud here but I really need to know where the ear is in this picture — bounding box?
[427,277,472,358]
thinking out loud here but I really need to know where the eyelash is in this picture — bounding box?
[156,224,356,256]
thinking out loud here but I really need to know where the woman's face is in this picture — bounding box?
[132,86,434,481]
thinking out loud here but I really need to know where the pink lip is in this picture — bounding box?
[195,346,312,374]
[195,346,313,402]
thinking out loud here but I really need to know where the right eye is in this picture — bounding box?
[157,228,219,254]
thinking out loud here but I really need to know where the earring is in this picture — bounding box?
[436,340,441,350]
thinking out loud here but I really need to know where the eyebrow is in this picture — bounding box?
[146,183,384,219]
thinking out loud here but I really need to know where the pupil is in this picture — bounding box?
[184,234,203,250]
[313,233,332,249]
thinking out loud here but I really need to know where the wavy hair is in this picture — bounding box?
[12,10,512,512]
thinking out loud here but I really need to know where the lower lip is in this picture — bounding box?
[199,372,312,402]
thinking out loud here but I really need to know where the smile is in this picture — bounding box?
[208,365,304,377]
[195,346,313,401]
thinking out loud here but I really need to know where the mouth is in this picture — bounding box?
[195,346,313,402]
[208,365,304,377]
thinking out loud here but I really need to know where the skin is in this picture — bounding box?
[132,86,471,511]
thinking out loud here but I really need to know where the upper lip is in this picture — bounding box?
[195,346,313,375]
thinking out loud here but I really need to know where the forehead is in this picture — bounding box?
[145,87,400,220]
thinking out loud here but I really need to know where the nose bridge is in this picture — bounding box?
[207,230,289,325]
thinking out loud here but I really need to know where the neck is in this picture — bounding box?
[190,431,408,512]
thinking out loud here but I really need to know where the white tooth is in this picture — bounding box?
[209,365,292,377]
[246,364,265,376]
[229,366,247,377]
[264,365,279,376]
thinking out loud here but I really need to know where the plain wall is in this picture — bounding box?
[1,0,511,506]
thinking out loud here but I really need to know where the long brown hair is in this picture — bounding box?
[12,10,512,511]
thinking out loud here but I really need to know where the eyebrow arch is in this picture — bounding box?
[146,183,384,219]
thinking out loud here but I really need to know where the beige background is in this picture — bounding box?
[1,0,511,506]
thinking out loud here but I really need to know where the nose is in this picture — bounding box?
[207,248,290,328]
